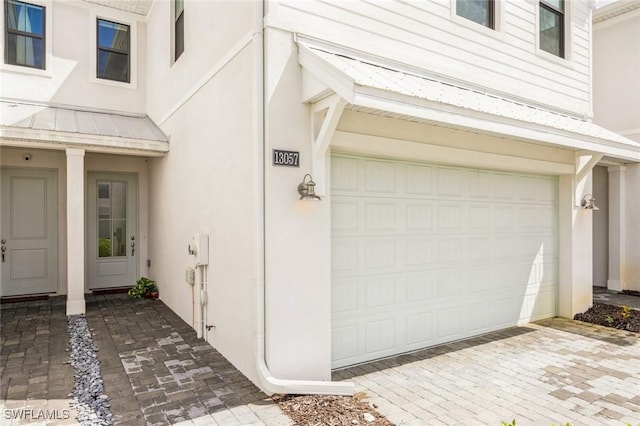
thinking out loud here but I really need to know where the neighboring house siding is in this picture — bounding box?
[0,1,146,113]
[593,11,640,141]
[267,0,592,116]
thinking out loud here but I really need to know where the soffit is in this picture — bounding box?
[0,100,169,155]
[298,41,640,162]
[594,0,640,23]
[81,0,154,16]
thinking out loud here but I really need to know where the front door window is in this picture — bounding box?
[97,180,127,257]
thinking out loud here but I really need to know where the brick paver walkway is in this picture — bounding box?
[0,294,291,426]
[334,318,640,425]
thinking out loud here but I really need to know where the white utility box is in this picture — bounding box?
[185,267,195,285]
[189,233,209,266]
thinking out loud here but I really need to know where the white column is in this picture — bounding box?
[607,165,626,292]
[625,164,640,291]
[66,148,86,315]
[558,153,596,318]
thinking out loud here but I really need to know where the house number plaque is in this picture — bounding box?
[272,150,299,167]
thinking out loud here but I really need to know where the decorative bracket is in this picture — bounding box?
[574,150,603,208]
[311,94,347,195]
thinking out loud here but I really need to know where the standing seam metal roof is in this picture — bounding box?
[303,44,639,149]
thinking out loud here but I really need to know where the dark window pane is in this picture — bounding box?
[5,1,45,69]
[540,6,562,57]
[457,0,492,28]
[97,50,129,82]
[6,0,43,34]
[98,20,129,51]
[175,12,184,60]
[541,0,563,11]
[6,34,43,68]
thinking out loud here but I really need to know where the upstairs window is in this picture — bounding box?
[174,0,184,60]
[539,0,564,58]
[4,0,45,69]
[97,18,130,83]
[456,0,494,29]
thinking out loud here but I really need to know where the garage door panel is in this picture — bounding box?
[364,277,397,308]
[438,237,465,263]
[405,272,437,302]
[364,239,397,270]
[365,160,396,193]
[437,307,465,340]
[437,167,464,197]
[405,238,436,266]
[332,278,359,314]
[405,312,435,346]
[365,202,397,231]
[406,164,435,195]
[406,202,435,231]
[332,154,557,369]
[437,204,465,230]
[331,157,360,192]
[332,201,359,232]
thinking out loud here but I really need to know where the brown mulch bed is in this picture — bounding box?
[273,393,393,426]
[574,303,640,332]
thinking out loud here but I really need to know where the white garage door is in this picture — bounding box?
[331,154,557,368]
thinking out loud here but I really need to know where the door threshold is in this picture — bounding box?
[0,294,50,304]
[91,287,130,296]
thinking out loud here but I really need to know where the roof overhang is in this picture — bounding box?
[0,101,169,156]
[298,40,640,163]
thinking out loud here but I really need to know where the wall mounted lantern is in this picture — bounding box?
[297,174,321,201]
[580,194,599,210]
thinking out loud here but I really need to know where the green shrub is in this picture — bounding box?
[128,277,157,299]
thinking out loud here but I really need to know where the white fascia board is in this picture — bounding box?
[332,131,575,176]
[0,127,169,156]
[352,90,640,163]
[298,45,355,104]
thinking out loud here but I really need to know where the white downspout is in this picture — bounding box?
[253,0,354,396]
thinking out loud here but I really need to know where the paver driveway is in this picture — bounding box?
[334,318,640,426]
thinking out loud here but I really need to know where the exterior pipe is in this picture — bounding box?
[252,0,354,396]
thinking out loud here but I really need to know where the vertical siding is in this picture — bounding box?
[268,0,592,115]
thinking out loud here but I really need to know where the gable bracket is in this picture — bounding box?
[311,94,347,195]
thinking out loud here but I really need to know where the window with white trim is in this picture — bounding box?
[174,0,184,61]
[539,0,564,58]
[456,0,494,29]
[97,18,130,83]
[4,0,45,69]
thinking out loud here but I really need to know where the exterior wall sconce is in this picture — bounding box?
[580,194,599,210]
[297,174,321,201]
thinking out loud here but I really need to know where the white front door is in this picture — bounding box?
[88,173,137,289]
[1,168,58,296]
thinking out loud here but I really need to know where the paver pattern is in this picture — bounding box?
[1,294,291,426]
[334,318,640,426]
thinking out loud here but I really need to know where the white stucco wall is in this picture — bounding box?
[0,1,146,113]
[264,28,332,380]
[145,0,259,383]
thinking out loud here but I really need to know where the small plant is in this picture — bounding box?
[128,277,157,299]
[501,420,516,426]
[604,315,614,325]
[620,305,631,320]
